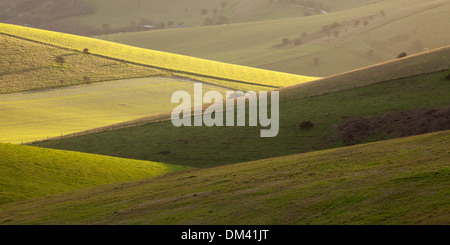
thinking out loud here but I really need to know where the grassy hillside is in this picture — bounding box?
[0,143,190,205]
[0,33,165,93]
[34,65,450,168]
[1,0,373,34]
[3,131,449,224]
[0,77,230,144]
[0,23,318,91]
[100,0,450,77]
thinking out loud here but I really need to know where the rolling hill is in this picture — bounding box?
[2,130,449,224]
[0,23,318,91]
[0,33,165,94]
[100,0,450,77]
[33,46,450,168]
[1,1,449,227]
[0,22,320,144]
[0,143,191,205]
[0,0,376,35]
[0,76,231,144]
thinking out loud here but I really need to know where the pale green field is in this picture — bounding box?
[0,23,318,91]
[0,77,229,144]
[100,0,450,77]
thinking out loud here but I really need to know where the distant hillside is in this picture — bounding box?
[3,131,449,224]
[0,143,190,205]
[0,0,375,36]
[100,0,450,77]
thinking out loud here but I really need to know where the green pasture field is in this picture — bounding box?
[0,143,190,205]
[2,130,448,224]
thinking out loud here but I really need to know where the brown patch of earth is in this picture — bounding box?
[335,107,450,145]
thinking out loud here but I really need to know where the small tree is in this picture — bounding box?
[333,30,340,37]
[55,56,65,66]
[397,52,407,58]
[215,15,229,25]
[201,8,208,15]
[380,10,386,17]
[282,37,290,45]
[83,76,91,83]
[203,18,214,26]
[354,20,360,27]
[83,48,89,54]
[313,57,320,65]
[299,121,314,130]
[363,20,369,26]
[294,39,303,46]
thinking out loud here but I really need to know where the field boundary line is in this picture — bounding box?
[0,32,280,90]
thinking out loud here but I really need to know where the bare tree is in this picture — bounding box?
[397,52,407,58]
[55,56,65,66]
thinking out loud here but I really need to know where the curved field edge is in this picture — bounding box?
[0,23,319,89]
[0,143,191,205]
[279,45,450,99]
[0,33,167,94]
[33,69,450,168]
[0,76,232,144]
[1,130,449,225]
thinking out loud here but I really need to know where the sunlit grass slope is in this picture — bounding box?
[0,77,229,144]
[33,47,450,167]
[2,131,449,224]
[0,33,165,94]
[0,23,318,90]
[0,143,191,205]
[35,68,450,168]
[100,0,450,77]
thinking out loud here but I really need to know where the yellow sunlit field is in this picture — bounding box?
[0,23,319,91]
[0,77,229,144]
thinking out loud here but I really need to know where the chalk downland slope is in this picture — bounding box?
[0,77,230,144]
[0,33,165,94]
[0,143,191,205]
[34,47,450,168]
[100,0,450,77]
[0,0,374,33]
[0,23,318,92]
[2,131,449,224]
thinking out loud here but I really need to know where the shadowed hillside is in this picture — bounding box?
[3,131,449,224]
